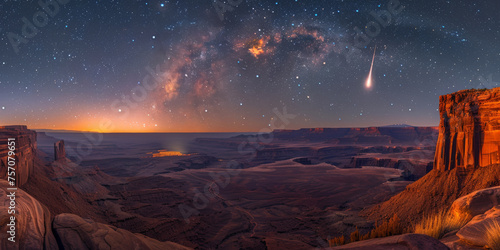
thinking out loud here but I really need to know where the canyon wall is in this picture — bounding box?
[348,157,433,178]
[0,125,37,186]
[272,126,438,145]
[435,88,500,171]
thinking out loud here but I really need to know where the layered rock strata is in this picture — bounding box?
[0,126,37,186]
[435,88,500,171]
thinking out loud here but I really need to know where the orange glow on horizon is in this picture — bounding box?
[24,117,259,133]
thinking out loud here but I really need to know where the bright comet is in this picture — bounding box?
[365,46,377,89]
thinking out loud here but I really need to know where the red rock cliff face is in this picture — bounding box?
[0,125,37,186]
[435,88,500,171]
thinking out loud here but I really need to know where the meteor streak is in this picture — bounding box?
[365,46,376,89]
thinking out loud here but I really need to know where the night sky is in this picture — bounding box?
[1,0,499,132]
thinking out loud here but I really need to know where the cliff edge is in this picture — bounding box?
[435,88,500,171]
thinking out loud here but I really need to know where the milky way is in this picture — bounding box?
[0,0,499,132]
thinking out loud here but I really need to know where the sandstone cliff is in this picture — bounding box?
[367,88,500,225]
[435,88,500,171]
[0,126,37,186]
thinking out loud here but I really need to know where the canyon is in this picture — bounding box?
[0,126,191,250]
[0,125,438,249]
[3,88,500,249]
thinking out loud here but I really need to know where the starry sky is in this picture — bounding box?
[1,0,499,132]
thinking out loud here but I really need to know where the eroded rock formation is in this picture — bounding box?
[54,140,66,161]
[0,125,37,186]
[435,88,500,171]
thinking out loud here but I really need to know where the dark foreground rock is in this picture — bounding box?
[53,213,191,250]
[0,178,192,249]
[451,186,500,219]
[456,206,500,247]
[0,180,58,249]
[333,233,449,250]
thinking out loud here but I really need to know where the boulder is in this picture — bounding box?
[440,231,483,250]
[333,233,449,249]
[456,206,500,247]
[53,213,192,250]
[451,186,500,218]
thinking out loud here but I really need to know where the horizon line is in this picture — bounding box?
[29,124,440,133]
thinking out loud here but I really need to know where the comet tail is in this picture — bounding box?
[366,46,376,89]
